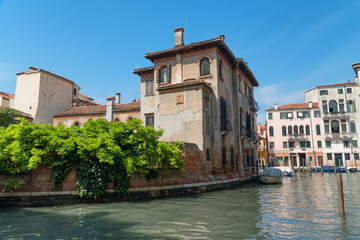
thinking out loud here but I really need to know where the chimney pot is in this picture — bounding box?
[115,93,121,104]
[274,102,278,110]
[174,27,184,47]
[309,101,312,108]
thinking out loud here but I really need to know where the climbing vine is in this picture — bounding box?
[0,118,184,199]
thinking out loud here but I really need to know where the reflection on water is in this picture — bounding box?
[1,173,360,239]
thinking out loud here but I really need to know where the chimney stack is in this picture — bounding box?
[106,96,115,122]
[115,93,121,104]
[174,27,184,47]
[309,101,312,108]
[274,102,278,110]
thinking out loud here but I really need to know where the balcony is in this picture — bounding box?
[287,134,307,140]
[249,97,260,112]
[324,133,357,140]
[323,112,348,119]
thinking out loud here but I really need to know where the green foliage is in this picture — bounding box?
[3,175,25,192]
[0,107,23,128]
[0,118,184,199]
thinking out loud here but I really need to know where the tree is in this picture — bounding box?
[0,108,23,128]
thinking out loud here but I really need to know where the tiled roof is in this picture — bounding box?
[267,102,319,111]
[305,82,357,93]
[0,91,15,100]
[78,93,99,105]
[54,102,140,117]
[157,80,212,91]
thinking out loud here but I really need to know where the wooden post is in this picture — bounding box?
[309,158,312,176]
[337,173,345,217]
[256,160,259,178]
[321,161,323,175]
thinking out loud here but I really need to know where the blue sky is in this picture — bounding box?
[1,0,360,124]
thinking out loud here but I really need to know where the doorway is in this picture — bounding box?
[299,153,306,166]
[335,153,343,167]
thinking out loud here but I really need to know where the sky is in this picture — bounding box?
[1,0,360,124]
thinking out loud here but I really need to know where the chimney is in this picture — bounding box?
[106,96,115,122]
[115,93,121,104]
[174,27,184,47]
[274,102,278,110]
[309,101,312,108]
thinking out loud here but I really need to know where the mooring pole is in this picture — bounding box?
[337,173,345,217]
[321,161,323,175]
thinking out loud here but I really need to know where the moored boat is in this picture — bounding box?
[259,168,283,184]
[274,166,294,176]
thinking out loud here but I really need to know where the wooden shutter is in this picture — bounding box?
[168,65,171,82]
[156,68,160,83]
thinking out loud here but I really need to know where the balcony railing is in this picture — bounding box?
[287,134,307,140]
[323,112,348,119]
[249,97,260,111]
[324,133,357,140]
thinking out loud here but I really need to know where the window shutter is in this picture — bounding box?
[156,69,160,83]
[168,65,171,82]
[354,100,356,112]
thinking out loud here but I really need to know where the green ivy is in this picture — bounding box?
[0,118,184,199]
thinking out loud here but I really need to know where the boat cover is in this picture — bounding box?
[259,168,282,177]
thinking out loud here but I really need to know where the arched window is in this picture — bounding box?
[73,122,80,127]
[350,121,356,133]
[288,125,293,135]
[158,65,169,83]
[269,126,274,137]
[114,119,120,122]
[294,125,298,134]
[331,120,340,133]
[348,100,355,113]
[306,125,310,135]
[282,126,287,136]
[299,125,304,134]
[329,100,338,113]
[200,57,210,76]
[222,147,227,169]
[316,124,321,135]
[230,147,235,168]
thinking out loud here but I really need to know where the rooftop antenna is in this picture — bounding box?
[185,16,188,44]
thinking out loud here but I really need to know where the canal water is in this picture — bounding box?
[1,173,360,239]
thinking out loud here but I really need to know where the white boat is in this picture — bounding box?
[274,166,294,176]
[259,168,283,184]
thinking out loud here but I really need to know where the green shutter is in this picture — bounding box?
[354,100,356,112]
[168,65,171,82]
[156,68,160,83]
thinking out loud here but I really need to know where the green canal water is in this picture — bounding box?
[1,173,360,239]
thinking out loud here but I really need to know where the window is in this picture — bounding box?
[326,141,331,148]
[289,141,294,148]
[338,89,343,94]
[352,140,358,148]
[329,100,338,113]
[306,141,311,148]
[200,57,210,76]
[218,61,222,79]
[297,111,304,118]
[341,119,347,133]
[269,126,274,137]
[347,88,352,93]
[317,141,322,148]
[74,122,80,127]
[280,112,286,119]
[220,97,228,131]
[343,141,349,148]
[114,119,120,122]
[158,65,169,83]
[309,156,313,162]
[320,90,328,95]
[314,111,321,117]
[331,120,340,133]
[146,80,154,95]
[306,125,310,135]
[322,100,328,112]
[288,125,293,135]
[283,141,288,149]
[73,88,77,96]
[324,120,330,133]
[347,100,356,113]
[268,113,273,120]
[316,125,321,135]
[299,125,304,134]
[300,141,305,148]
[206,149,211,161]
[230,148,235,168]
[276,157,283,163]
[339,99,344,112]
[287,112,293,118]
[269,142,274,149]
[294,125,298,134]
[345,153,350,160]
[282,126,287,136]
[354,153,359,160]
[145,114,154,128]
[327,153,332,160]
[350,121,356,133]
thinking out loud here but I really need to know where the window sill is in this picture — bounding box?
[145,93,154,97]
[158,81,171,86]
[199,74,212,79]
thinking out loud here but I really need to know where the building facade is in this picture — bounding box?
[257,124,267,165]
[0,91,14,108]
[134,28,260,179]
